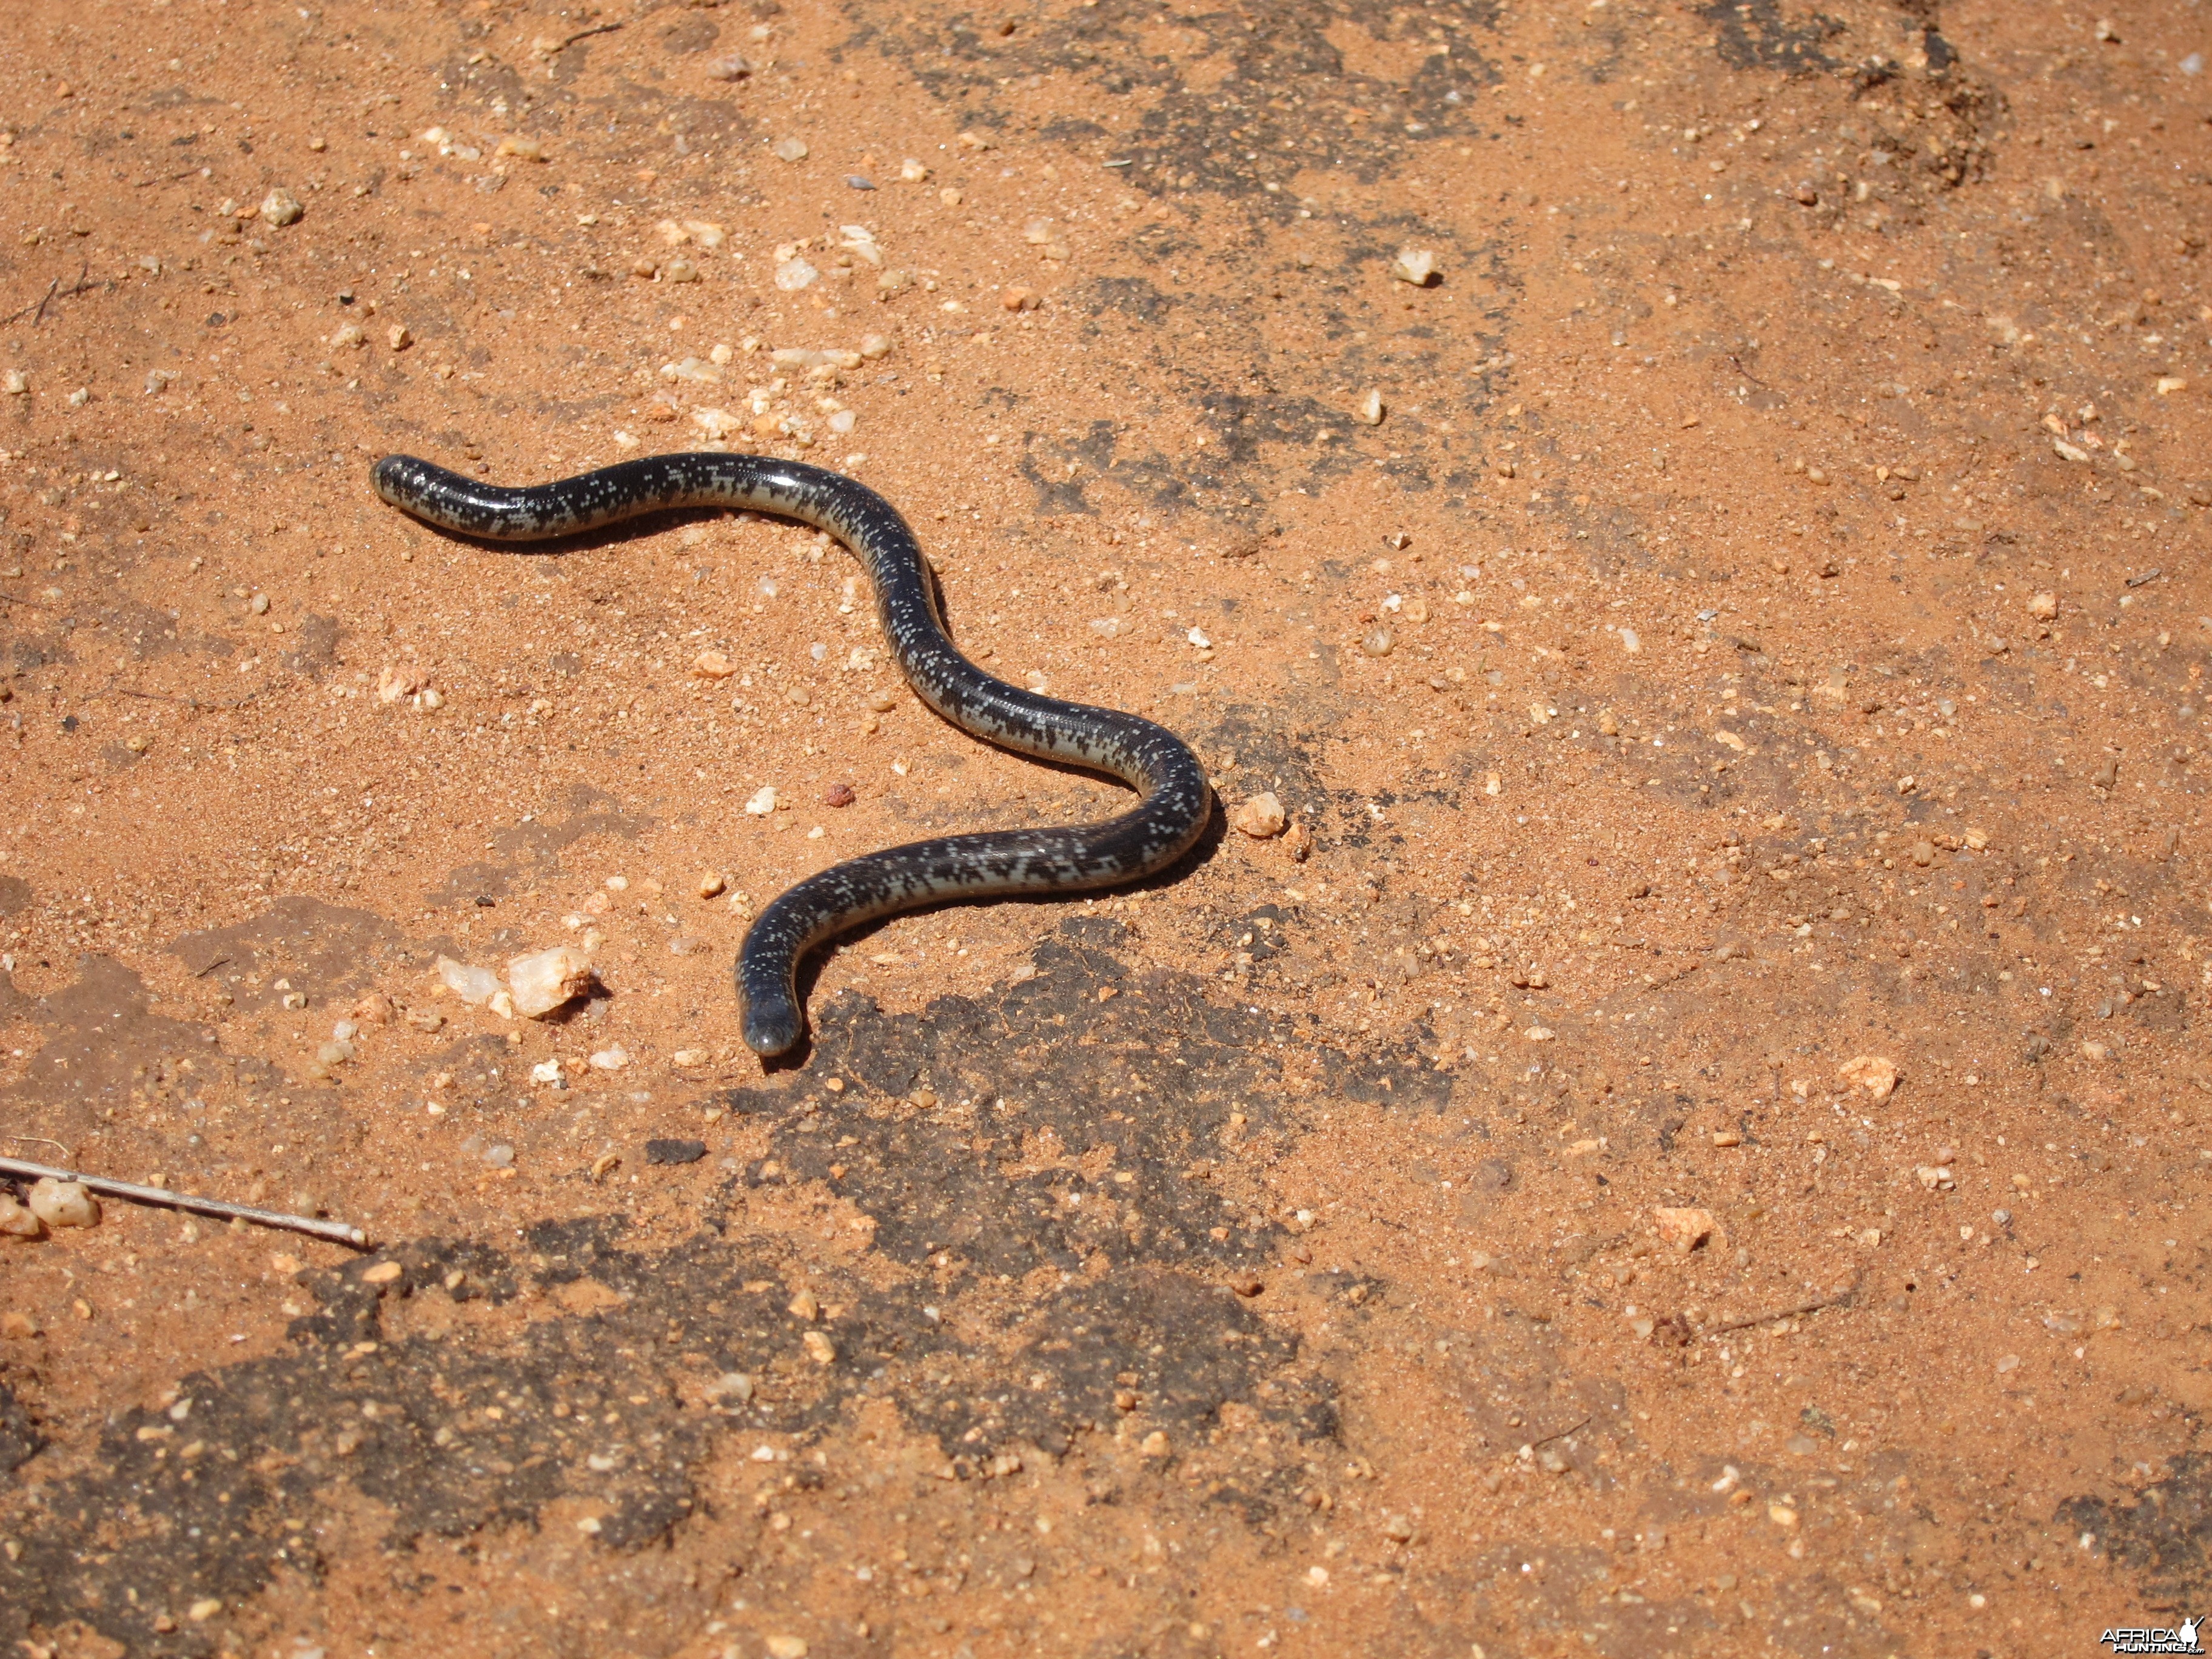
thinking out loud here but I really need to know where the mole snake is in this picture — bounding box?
[372,451,1211,1056]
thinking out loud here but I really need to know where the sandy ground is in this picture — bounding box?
[1,0,2209,1654]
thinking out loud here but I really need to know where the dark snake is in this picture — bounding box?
[372,452,1211,1056]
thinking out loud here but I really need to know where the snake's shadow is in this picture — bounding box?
[382,497,1233,1074]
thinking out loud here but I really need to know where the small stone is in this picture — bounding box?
[187,1598,224,1622]
[1233,792,1287,839]
[703,53,752,81]
[0,1196,44,1241]
[1712,1128,1743,1147]
[1597,708,1620,736]
[1910,839,1936,868]
[699,871,728,898]
[1001,285,1037,312]
[2,369,29,395]
[260,188,304,227]
[1139,1430,1171,1458]
[361,1260,404,1285]
[1381,1513,1416,1543]
[2156,376,2189,396]
[773,137,809,163]
[1355,389,1386,426]
[1,1310,36,1336]
[1653,1205,1716,1253]
[901,157,931,182]
[788,1289,821,1320]
[1768,1504,1798,1530]
[939,186,964,207]
[1282,820,1313,862]
[589,1045,630,1071]
[823,782,857,808]
[1915,1164,1956,1190]
[495,135,545,162]
[484,1143,516,1169]
[766,1639,810,1659]
[1837,1054,1899,1099]
[506,947,593,1018]
[802,1330,837,1365]
[2027,591,2059,620]
[846,174,876,190]
[27,1179,99,1229]
[859,332,893,360]
[1360,627,1394,658]
[746,786,779,816]
[691,649,738,679]
[774,257,820,292]
[708,1372,756,1403]
[1391,247,1438,285]
[327,322,366,350]
[646,1138,708,1165]
[1792,182,1818,206]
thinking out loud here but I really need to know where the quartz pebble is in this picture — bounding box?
[1232,792,1287,839]
[746,786,779,816]
[802,1330,837,1365]
[703,53,751,80]
[2,370,27,395]
[437,956,502,1007]
[1392,247,1438,285]
[766,1638,811,1659]
[507,946,594,1017]
[1653,1205,1715,1253]
[589,1045,629,1071]
[260,188,304,227]
[1836,1054,1899,1099]
[773,136,809,163]
[27,1178,99,1229]
[0,1194,44,1239]
[699,871,728,898]
[691,649,738,679]
[1360,627,1394,658]
[1355,389,1386,426]
[2026,591,2059,620]
[774,257,820,292]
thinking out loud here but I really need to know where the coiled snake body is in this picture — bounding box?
[372,452,1210,1056]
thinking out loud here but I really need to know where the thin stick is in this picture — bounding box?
[1699,1284,1857,1338]
[0,1156,368,1248]
[0,278,59,329]
[1527,1415,1591,1450]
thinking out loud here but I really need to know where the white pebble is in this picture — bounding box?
[437,956,502,1007]
[1392,247,1437,284]
[773,136,809,163]
[260,188,304,227]
[1232,793,1287,838]
[27,1178,99,1229]
[774,258,820,292]
[0,1194,44,1238]
[1618,628,1641,654]
[3,370,29,395]
[531,1059,563,1085]
[1355,389,1385,426]
[507,945,594,1018]
[746,786,779,816]
[589,1045,631,1071]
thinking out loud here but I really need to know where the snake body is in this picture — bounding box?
[372,451,1211,1056]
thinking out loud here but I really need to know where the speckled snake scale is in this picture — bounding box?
[372,451,1210,1056]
